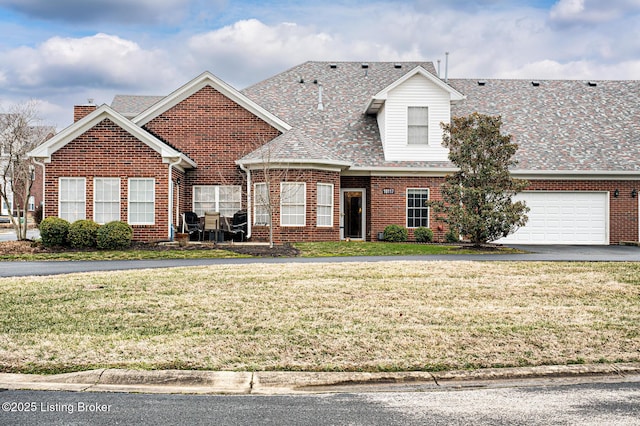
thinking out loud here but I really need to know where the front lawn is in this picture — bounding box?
[1,261,638,374]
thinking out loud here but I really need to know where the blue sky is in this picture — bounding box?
[0,0,638,128]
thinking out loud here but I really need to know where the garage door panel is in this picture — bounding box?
[495,192,608,245]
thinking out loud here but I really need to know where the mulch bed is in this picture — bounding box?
[0,240,300,257]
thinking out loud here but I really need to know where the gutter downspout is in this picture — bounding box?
[168,157,182,241]
[238,162,252,240]
[32,158,46,221]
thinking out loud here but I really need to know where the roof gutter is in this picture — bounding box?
[168,157,182,241]
[238,162,252,240]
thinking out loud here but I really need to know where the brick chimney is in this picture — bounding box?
[74,99,97,122]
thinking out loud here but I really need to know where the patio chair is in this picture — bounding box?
[181,211,203,241]
[204,211,223,242]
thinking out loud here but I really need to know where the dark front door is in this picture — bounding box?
[342,190,364,239]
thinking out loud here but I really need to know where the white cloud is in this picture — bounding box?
[1,33,177,92]
[549,0,640,24]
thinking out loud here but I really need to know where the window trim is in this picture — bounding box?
[59,177,86,222]
[93,177,121,224]
[128,178,155,225]
[407,106,429,145]
[406,187,430,229]
[253,182,270,226]
[316,183,334,227]
[280,182,306,227]
[192,185,242,218]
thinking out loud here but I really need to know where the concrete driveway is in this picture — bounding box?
[0,244,639,278]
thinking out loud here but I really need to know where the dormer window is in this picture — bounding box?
[407,106,429,145]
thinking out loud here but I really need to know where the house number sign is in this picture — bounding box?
[382,188,395,194]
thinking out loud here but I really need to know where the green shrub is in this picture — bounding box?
[445,228,460,243]
[97,221,133,250]
[39,217,70,247]
[68,219,100,248]
[414,227,434,243]
[383,224,408,242]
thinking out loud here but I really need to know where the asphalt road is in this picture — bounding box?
[1,244,639,277]
[2,377,639,425]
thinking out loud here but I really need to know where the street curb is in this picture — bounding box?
[1,363,639,395]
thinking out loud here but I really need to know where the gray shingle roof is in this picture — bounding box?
[241,61,454,169]
[448,79,640,172]
[110,62,640,174]
[243,61,640,173]
[111,95,164,118]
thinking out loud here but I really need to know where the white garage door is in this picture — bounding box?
[495,192,609,245]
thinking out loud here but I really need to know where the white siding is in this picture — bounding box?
[380,74,451,161]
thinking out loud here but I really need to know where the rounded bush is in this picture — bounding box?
[97,221,133,250]
[445,228,460,243]
[68,219,100,248]
[39,217,70,247]
[383,224,408,242]
[414,226,434,243]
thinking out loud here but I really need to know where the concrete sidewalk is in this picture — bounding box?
[2,363,639,395]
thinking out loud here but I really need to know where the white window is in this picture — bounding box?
[408,106,429,145]
[59,178,86,222]
[94,178,121,224]
[280,182,306,226]
[128,178,155,225]
[28,196,35,212]
[407,188,429,228]
[193,185,241,217]
[254,182,270,226]
[317,183,333,227]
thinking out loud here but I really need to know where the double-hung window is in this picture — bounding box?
[193,185,241,217]
[59,177,86,222]
[407,106,429,145]
[407,188,429,228]
[94,178,121,224]
[316,183,333,227]
[253,183,270,225]
[280,182,306,226]
[128,178,155,225]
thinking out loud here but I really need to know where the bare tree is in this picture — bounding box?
[0,100,51,240]
[237,133,305,249]
[247,140,294,249]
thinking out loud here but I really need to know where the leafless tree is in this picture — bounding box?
[239,135,302,249]
[0,101,51,240]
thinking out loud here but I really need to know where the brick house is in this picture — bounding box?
[29,62,640,245]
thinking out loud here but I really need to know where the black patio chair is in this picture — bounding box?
[181,211,203,241]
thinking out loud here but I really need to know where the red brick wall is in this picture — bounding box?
[369,176,447,242]
[365,177,638,244]
[142,85,282,212]
[251,169,341,243]
[44,118,171,241]
[74,105,97,122]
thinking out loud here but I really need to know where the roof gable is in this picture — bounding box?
[132,71,291,133]
[364,66,465,115]
[28,104,196,168]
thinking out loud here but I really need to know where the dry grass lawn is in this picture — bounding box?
[0,261,639,374]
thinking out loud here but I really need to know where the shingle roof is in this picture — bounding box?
[448,79,640,172]
[243,61,640,173]
[111,62,640,174]
[111,95,164,118]
[241,61,455,169]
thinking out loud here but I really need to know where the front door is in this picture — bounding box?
[340,189,365,240]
